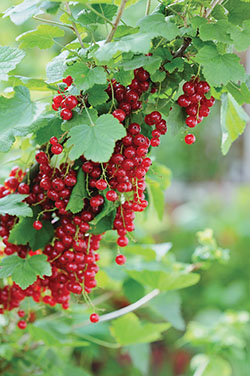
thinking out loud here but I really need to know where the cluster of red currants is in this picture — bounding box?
[177,77,215,144]
[52,75,78,121]
[0,67,167,327]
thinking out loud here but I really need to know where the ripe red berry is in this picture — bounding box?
[18,183,30,194]
[63,95,78,109]
[112,109,126,122]
[18,310,25,318]
[151,138,160,147]
[183,81,195,95]
[51,144,63,155]
[106,190,118,201]
[50,136,58,145]
[17,320,27,330]
[185,134,196,145]
[53,95,64,107]
[90,313,99,323]
[63,75,73,87]
[185,116,197,128]
[117,236,129,247]
[178,95,191,107]
[95,179,107,190]
[33,220,43,230]
[150,111,162,124]
[60,108,73,121]
[35,151,48,164]
[115,254,126,265]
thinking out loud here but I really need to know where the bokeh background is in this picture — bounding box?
[0,1,250,375]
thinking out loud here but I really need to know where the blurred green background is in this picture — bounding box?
[0,1,249,375]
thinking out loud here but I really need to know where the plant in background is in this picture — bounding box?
[0,0,250,375]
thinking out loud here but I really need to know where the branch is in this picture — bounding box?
[73,288,160,329]
[105,0,128,44]
[145,0,151,16]
[205,0,224,18]
[33,16,74,30]
[65,2,85,49]
[173,37,192,58]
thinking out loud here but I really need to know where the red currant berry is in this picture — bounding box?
[117,236,129,247]
[63,75,73,87]
[53,95,64,107]
[51,144,63,155]
[151,138,160,147]
[60,108,73,121]
[90,313,99,323]
[112,109,126,122]
[33,220,43,230]
[106,190,118,201]
[150,111,162,124]
[183,81,196,95]
[185,134,196,145]
[63,95,78,109]
[18,310,25,318]
[185,116,197,128]
[95,179,107,190]
[50,136,58,145]
[17,320,27,330]
[115,254,126,265]
[18,183,30,194]
[177,95,191,107]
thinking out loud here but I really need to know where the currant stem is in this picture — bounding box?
[105,0,128,44]
[205,0,224,18]
[32,16,74,30]
[145,0,151,16]
[65,2,85,49]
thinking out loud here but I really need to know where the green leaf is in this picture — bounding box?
[166,103,186,132]
[8,208,54,251]
[127,344,150,374]
[138,14,179,40]
[61,108,98,131]
[114,69,133,87]
[121,54,161,72]
[0,46,25,81]
[151,70,166,82]
[150,292,185,330]
[89,208,116,234]
[0,86,44,152]
[164,58,184,73]
[8,76,49,91]
[220,93,249,155]
[191,354,232,376]
[65,63,107,92]
[225,0,250,25]
[0,194,32,217]
[94,33,151,63]
[17,25,65,49]
[66,114,126,162]
[229,20,250,51]
[199,20,232,43]
[123,278,145,303]
[0,254,52,289]
[226,81,250,105]
[127,269,200,291]
[90,196,116,225]
[87,85,109,106]
[111,313,170,345]
[76,4,118,25]
[195,45,245,86]
[3,0,43,25]
[46,51,68,83]
[66,169,87,214]
[148,183,165,220]
[34,116,63,145]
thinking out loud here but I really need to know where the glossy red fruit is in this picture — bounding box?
[90,313,100,323]
[51,144,63,155]
[151,138,160,147]
[17,320,27,329]
[18,310,25,318]
[33,221,43,230]
[95,179,107,190]
[53,95,64,107]
[185,116,197,128]
[117,236,129,247]
[63,75,73,87]
[60,108,73,121]
[50,136,58,145]
[185,134,196,145]
[115,254,126,265]
[18,183,30,194]
[183,81,196,95]
[63,95,78,109]
[178,95,191,107]
[199,105,210,117]
[106,190,118,201]
[112,109,126,122]
[150,111,162,124]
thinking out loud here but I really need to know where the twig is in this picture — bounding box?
[33,16,74,30]
[65,2,85,49]
[205,0,224,18]
[145,0,151,16]
[105,0,128,44]
[73,288,160,329]
[173,37,192,58]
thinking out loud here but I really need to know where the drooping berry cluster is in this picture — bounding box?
[0,67,167,327]
[52,75,78,121]
[177,77,215,144]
